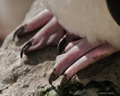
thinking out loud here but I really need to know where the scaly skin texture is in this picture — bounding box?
[13,9,118,87]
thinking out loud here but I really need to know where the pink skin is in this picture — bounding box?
[64,40,82,52]
[25,17,65,52]
[13,9,118,86]
[19,9,54,35]
[56,41,117,86]
[14,9,65,52]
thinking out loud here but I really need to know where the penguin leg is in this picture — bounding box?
[13,9,53,40]
[49,38,117,87]
[13,9,65,57]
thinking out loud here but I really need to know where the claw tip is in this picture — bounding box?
[20,41,32,58]
[13,25,25,41]
[49,69,56,85]
[57,36,67,55]
[20,50,24,58]
[60,74,70,88]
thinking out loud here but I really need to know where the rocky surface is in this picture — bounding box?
[0,0,120,96]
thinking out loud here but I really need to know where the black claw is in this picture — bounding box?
[57,33,81,55]
[13,24,26,41]
[20,41,32,58]
[60,74,71,88]
[49,69,56,85]
[57,35,67,55]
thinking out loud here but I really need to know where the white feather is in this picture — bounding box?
[44,0,120,49]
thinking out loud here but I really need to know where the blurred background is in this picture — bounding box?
[0,0,34,46]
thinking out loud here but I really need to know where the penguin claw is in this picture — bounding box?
[57,35,67,55]
[60,74,71,88]
[49,69,71,87]
[20,41,32,58]
[57,33,80,55]
[49,69,56,85]
[13,24,26,41]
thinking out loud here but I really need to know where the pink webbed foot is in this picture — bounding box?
[13,9,65,57]
[49,38,118,87]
